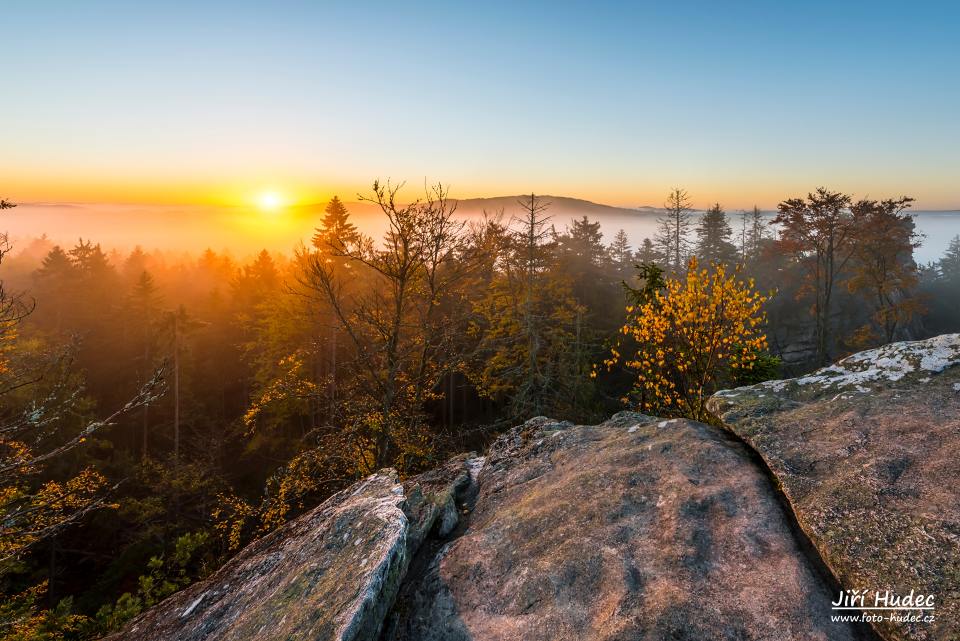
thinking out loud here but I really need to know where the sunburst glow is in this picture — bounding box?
[257,191,284,212]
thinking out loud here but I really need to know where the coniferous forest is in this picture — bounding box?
[1,184,959,638]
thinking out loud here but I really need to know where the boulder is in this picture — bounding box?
[106,464,474,641]
[384,412,868,640]
[709,334,960,641]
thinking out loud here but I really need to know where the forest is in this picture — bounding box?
[1,184,959,640]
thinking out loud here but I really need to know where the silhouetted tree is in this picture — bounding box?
[311,196,358,252]
[655,188,692,274]
[608,228,632,273]
[695,203,738,266]
[939,235,960,280]
[635,237,661,265]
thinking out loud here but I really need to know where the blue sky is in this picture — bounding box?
[2,1,958,208]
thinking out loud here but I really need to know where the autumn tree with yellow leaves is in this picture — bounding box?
[601,258,771,422]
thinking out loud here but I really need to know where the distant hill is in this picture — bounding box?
[296,195,666,222]
[445,195,665,220]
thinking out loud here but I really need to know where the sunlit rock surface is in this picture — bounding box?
[107,471,409,641]
[106,460,478,641]
[111,367,960,641]
[709,334,960,641]
[383,413,865,641]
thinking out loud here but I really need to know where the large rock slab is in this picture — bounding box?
[709,334,960,641]
[107,471,412,641]
[385,413,869,641]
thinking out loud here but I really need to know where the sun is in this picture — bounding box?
[257,191,284,212]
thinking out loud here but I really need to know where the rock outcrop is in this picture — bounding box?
[709,334,960,641]
[105,463,477,641]
[107,336,960,641]
[384,413,867,641]
[109,414,874,641]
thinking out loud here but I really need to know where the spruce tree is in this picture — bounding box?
[635,237,661,265]
[608,229,632,272]
[939,235,960,280]
[312,196,358,251]
[745,206,766,261]
[695,203,738,266]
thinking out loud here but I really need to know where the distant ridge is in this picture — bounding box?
[446,195,663,219]
[295,195,669,221]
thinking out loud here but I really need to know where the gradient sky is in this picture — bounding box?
[2,0,959,209]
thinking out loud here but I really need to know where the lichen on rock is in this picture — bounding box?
[714,334,960,409]
[710,334,960,641]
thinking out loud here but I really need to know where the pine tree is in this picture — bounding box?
[608,229,632,272]
[123,246,150,282]
[127,271,164,458]
[312,196,358,251]
[34,246,77,334]
[695,203,738,266]
[68,238,113,278]
[472,194,589,419]
[555,216,615,322]
[635,237,661,265]
[939,235,960,280]
[745,206,766,261]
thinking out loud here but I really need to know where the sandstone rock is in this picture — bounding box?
[111,471,409,641]
[385,412,868,641]
[402,453,477,547]
[107,459,480,641]
[709,334,960,641]
[112,385,930,641]
[107,471,410,641]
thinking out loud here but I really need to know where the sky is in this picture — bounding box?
[2,0,959,210]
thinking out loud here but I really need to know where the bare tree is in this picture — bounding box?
[302,180,474,471]
[655,188,692,273]
[514,194,553,415]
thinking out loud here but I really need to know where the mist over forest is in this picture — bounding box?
[6,196,958,265]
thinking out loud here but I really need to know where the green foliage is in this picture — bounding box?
[623,263,666,307]
[732,351,782,386]
[93,531,210,635]
[469,197,603,422]
[695,203,738,267]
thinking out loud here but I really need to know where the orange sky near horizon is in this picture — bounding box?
[6,170,957,213]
